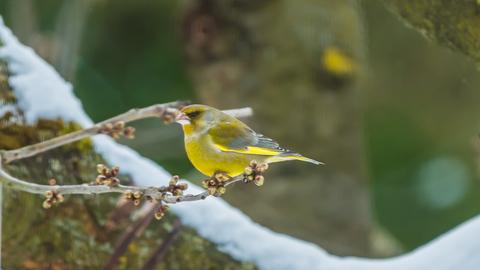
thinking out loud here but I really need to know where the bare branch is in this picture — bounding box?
[0,101,253,164]
[223,107,253,119]
[142,219,182,270]
[1,101,183,163]
[102,203,161,270]
[0,154,246,205]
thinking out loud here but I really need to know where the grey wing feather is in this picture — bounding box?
[215,121,290,153]
[251,131,290,153]
[228,135,254,149]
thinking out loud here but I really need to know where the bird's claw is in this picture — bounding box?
[243,160,268,186]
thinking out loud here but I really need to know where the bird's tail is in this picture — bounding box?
[266,153,323,165]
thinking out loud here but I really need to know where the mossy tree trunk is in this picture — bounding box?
[0,57,254,269]
[181,0,371,256]
[382,0,480,63]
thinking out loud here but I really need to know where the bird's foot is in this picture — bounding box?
[243,160,268,186]
[202,172,230,196]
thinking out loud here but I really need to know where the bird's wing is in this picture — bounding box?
[208,121,289,156]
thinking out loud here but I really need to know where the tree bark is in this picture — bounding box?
[181,0,371,256]
[382,0,480,62]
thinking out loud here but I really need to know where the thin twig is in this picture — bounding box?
[0,101,253,164]
[102,203,161,270]
[223,107,253,119]
[142,219,182,270]
[0,101,184,164]
[0,154,245,204]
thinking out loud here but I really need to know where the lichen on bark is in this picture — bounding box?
[382,0,480,62]
[0,56,254,269]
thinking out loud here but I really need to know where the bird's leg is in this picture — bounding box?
[202,171,230,196]
[243,160,268,186]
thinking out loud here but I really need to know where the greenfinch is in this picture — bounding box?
[176,104,322,177]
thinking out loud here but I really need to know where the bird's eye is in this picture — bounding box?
[186,111,200,119]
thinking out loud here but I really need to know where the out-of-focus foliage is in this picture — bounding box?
[76,1,193,120]
[364,0,480,249]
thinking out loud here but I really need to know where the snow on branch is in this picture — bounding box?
[2,16,480,270]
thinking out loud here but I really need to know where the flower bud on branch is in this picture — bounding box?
[95,164,120,187]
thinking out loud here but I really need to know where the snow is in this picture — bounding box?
[1,17,480,270]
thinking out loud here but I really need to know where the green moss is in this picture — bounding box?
[383,0,480,62]
[0,117,93,151]
[2,115,112,269]
[0,60,17,104]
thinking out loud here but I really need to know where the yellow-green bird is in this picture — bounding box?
[175,104,322,177]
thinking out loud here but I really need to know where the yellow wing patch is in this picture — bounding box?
[214,143,281,156]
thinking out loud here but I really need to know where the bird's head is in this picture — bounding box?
[176,104,218,131]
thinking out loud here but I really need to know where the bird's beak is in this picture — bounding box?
[175,112,190,125]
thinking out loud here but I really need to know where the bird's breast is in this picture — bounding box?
[184,134,252,177]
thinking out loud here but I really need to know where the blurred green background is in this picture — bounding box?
[1,0,480,257]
